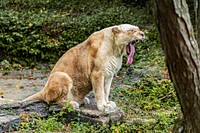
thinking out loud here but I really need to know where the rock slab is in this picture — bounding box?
[0,115,21,132]
[0,99,124,132]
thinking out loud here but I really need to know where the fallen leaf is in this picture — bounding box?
[28,23,33,27]
[160,70,168,75]
[20,112,30,122]
[67,123,71,130]
[0,92,4,95]
[20,86,24,89]
[116,129,119,133]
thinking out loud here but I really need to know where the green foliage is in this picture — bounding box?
[111,72,180,132]
[0,59,12,74]
[132,26,165,70]
[1,60,11,70]
[114,74,178,111]
[0,0,154,66]
[19,106,72,132]
[20,116,66,133]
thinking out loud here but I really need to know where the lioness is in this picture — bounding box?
[23,24,145,112]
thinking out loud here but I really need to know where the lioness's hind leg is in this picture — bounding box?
[44,72,73,104]
[46,72,80,109]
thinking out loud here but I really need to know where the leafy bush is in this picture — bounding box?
[0,0,154,66]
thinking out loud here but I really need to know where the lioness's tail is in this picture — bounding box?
[22,90,44,102]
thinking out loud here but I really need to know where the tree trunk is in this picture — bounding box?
[197,0,200,46]
[154,0,200,132]
[194,0,200,47]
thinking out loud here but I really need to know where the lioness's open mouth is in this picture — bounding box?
[126,40,136,64]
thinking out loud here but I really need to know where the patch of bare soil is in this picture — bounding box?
[0,69,49,104]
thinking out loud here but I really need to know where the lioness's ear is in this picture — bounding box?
[112,27,121,34]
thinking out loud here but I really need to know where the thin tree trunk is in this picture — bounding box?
[197,0,200,46]
[194,0,198,38]
[194,0,200,47]
[154,0,200,132]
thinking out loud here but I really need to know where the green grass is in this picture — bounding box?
[113,74,180,131]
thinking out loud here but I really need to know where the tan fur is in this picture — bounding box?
[23,24,145,111]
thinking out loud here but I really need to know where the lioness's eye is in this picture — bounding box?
[129,29,135,32]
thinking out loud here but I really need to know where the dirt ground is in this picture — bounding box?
[0,69,50,105]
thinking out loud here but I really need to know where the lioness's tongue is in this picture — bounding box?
[126,43,135,64]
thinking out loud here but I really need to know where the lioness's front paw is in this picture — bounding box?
[70,101,80,109]
[97,103,115,112]
[107,101,117,108]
